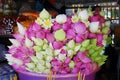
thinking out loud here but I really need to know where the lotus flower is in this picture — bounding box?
[6,8,109,75]
[55,14,67,24]
[39,9,50,20]
[78,9,89,20]
[54,29,66,41]
[73,22,87,34]
[25,37,33,48]
[66,29,76,39]
[36,30,45,39]
[89,22,99,33]
[53,41,63,49]
[9,39,20,47]
[46,33,55,42]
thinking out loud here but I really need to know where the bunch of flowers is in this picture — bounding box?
[6,7,111,75]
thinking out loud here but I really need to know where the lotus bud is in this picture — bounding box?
[54,29,66,41]
[89,22,99,33]
[39,9,50,20]
[55,14,67,24]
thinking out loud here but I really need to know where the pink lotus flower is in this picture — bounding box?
[64,57,71,64]
[73,22,87,34]
[88,33,97,38]
[75,35,84,43]
[62,23,71,31]
[36,30,45,39]
[97,34,103,43]
[77,52,92,63]
[66,29,76,39]
[72,67,79,73]
[53,41,63,49]
[46,33,55,42]
[29,22,41,31]
[80,63,93,75]
[60,49,67,54]
[89,14,100,22]
[52,22,61,31]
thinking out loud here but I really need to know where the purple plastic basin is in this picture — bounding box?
[15,70,96,80]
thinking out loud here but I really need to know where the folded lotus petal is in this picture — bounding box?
[25,37,33,48]
[53,41,63,49]
[88,33,97,38]
[36,31,45,39]
[46,33,55,42]
[52,22,61,31]
[13,34,24,42]
[17,22,26,35]
[55,14,67,24]
[9,39,20,47]
[97,34,103,43]
[62,23,71,31]
[65,57,71,64]
[75,35,83,43]
[66,29,76,39]
[89,22,99,33]
[73,22,87,34]
[30,22,41,31]
[76,62,82,68]
[71,67,79,73]
[89,14,100,22]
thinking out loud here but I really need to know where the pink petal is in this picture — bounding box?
[36,31,45,39]
[62,23,71,31]
[13,34,24,41]
[30,22,41,31]
[75,35,83,43]
[88,33,97,38]
[66,29,76,39]
[46,33,55,42]
[72,67,79,73]
[73,22,86,34]
[60,49,67,54]
[97,34,103,43]
[52,22,61,31]
[65,57,71,64]
[53,41,63,49]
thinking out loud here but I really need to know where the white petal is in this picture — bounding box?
[9,39,20,47]
[25,37,33,48]
[78,9,89,20]
[90,22,99,33]
[17,22,26,35]
[55,14,67,24]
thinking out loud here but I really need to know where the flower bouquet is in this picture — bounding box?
[6,7,111,80]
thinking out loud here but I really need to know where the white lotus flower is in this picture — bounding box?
[69,61,75,68]
[46,56,53,61]
[17,22,26,35]
[68,50,74,58]
[25,37,33,48]
[89,22,99,33]
[58,54,66,61]
[14,58,23,66]
[55,14,67,24]
[67,40,75,49]
[5,54,14,64]
[36,53,43,59]
[9,39,20,47]
[39,9,50,20]
[45,62,51,68]
[78,9,89,20]
[25,63,35,69]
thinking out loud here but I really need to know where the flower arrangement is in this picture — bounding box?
[6,7,111,77]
